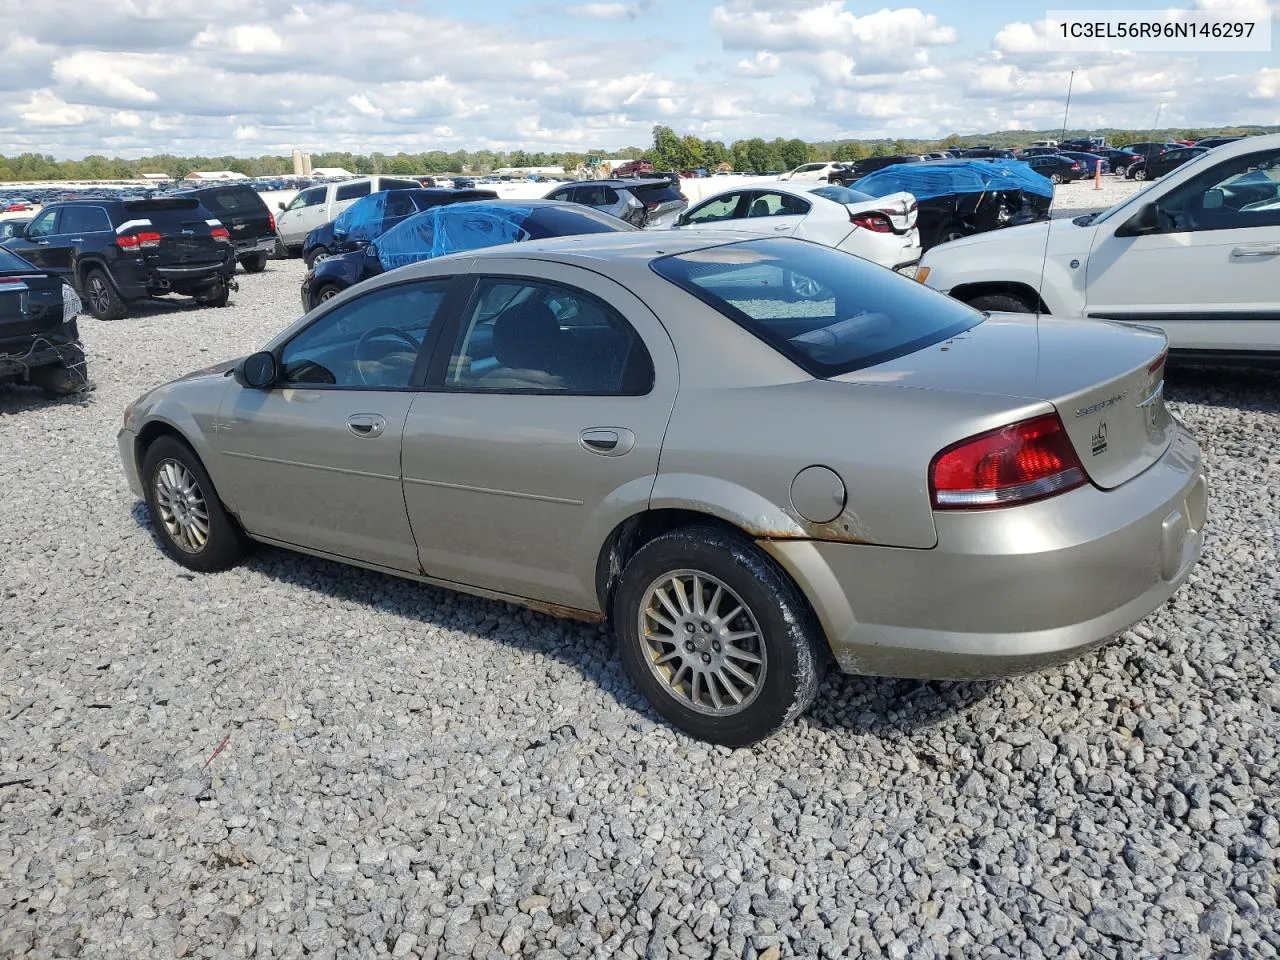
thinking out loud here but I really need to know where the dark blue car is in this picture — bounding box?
[300,199,635,311]
[301,188,497,268]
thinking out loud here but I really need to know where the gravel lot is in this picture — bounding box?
[2,223,1278,960]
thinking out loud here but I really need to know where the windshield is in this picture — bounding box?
[1091,148,1219,224]
[652,238,983,377]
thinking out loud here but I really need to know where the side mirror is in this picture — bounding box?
[1116,202,1160,237]
[234,350,278,389]
[277,202,286,211]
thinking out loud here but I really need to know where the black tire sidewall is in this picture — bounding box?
[613,526,822,747]
[84,269,124,321]
[141,436,246,572]
[240,253,268,273]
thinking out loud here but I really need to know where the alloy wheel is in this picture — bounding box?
[319,287,338,302]
[637,570,767,717]
[89,277,110,315]
[153,459,210,553]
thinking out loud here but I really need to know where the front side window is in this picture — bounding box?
[652,238,983,377]
[279,279,450,388]
[336,181,372,202]
[1159,149,1280,232]
[445,278,653,395]
[335,193,386,239]
[545,187,574,203]
[745,192,811,218]
[286,188,323,211]
[685,193,743,224]
[26,209,57,238]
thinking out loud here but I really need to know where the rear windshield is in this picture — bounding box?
[630,182,683,204]
[651,238,982,377]
[0,247,34,272]
[123,198,202,213]
[521,205,638,238]
[809,185,874,205]
[194,188,262,214]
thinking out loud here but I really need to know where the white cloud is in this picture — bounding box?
[19,90,89,126]
[233,125,259,140]
[52,51,163,103]
[563,1,652,19]
[734,51,781,78]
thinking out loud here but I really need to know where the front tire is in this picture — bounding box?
[239,252,268,273]
[1113,165,1127,178]
[613,525,824,747]
[966,292,1037,314]
[1132,167,1147,181]
[1049,172,1063,185]
[83,269,126,321]
[142,436,248,573]
[304,246,330,269]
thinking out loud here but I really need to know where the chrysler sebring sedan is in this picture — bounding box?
[118,233,1206,746]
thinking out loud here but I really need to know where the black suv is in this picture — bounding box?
[1,197,237,320]
[0,245,88,396]
[175,183,277,273]
[828,155,921,185]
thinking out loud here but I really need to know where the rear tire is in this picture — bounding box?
[83,269,126,321]
[239,252,268,273]
[612,525,825,747]
[1113,165,1127,178]
[966,292,1037,314]
[142,436,248,573]
[32,352,90,397]
[1050,173,1063,185]
[1132,167,1147,181]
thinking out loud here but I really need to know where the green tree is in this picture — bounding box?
[560,152,585,174]
[780,138,809,170]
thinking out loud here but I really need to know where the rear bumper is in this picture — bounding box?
[110,256,235,298]
[0,332,84,377]
[762,424,1206,680]
[233,237,277,256]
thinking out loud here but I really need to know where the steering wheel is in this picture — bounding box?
[354,327,421,386]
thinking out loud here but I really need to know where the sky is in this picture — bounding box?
[0,0,1276,160]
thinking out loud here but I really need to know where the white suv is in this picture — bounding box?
[778,162,843,183]
[917,134,1280,358]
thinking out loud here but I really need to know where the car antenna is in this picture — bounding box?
[1036,69,1074,323]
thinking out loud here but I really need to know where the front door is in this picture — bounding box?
[275,187,327,247]
[6,208,60,270]
[1084,145,1280,352]
[733,190,811,238]
[401,261,679,611]
[215,277,454,570]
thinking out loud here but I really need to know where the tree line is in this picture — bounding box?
[2,123,1274,182]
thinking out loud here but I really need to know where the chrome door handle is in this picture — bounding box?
[579,427,635,456]
[346,413,386,438]
[1231,244,1280,258]
[35,240,49,245]
[773,225,790,231]
[69,238,83,242]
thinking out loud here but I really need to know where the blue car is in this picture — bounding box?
[300,199,635,311]
[1058,151,1110,176]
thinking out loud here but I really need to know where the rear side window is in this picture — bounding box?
[336,181,372,202]
[651,238,982,377]
[575,185,619,207]
[60,206,112,233]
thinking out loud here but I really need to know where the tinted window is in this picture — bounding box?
[1158,149,1280,232]
[60,206,112,233]
[575,185,620,207]
[745,192,811,218]
[382,179,421,191]
[280,279,449,388]
[25,209,57,238]
[199,189,255,213]
[686,194,742,223]
[651,238,983,377]
[445,278,652,395]
[288,188,324,210]
[336,181,372,202]
[386,192,418,218]
[545,188,574,202]
[810,186,874,205]
[631,182,683,205]
[520,205,637,238]
[0,247,33,270]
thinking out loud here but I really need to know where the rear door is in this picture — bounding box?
[401,262,678,610]
[328,180,372,222]
[1084,145,1280,352]
[59,205,113,278]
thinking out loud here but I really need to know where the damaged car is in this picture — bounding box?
[850,159,1053,252]
[0,246,90,396]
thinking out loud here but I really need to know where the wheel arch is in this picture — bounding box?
[948,281,1050,314]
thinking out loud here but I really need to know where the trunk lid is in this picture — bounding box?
[0,249,73,344]
[838,312,1173,489]
[845,190,918,233]
[121,199,226,268]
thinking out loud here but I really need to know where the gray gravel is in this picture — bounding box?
[2,255,1278,960]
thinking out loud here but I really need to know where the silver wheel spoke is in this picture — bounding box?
[637,569,767,719]
[152,458,209,555]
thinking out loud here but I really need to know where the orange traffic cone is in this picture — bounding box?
[1095,160,1102,190]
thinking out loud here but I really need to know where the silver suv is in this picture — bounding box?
[544,178,688,229]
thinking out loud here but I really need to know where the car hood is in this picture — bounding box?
[924,215,1096,260]
[176,357,240,382]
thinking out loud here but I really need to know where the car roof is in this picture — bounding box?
[565,178,671,187]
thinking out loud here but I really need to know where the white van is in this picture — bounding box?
[274,176,421,252]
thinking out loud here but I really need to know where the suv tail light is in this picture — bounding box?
[930,413,1087,509]
[211,226,231,242]
[116,231,162,251]
[849,212,893,233]
[268,211,276,232]
[1070,162,1081,170]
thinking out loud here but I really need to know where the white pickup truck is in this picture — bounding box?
[917,134,1280,360]
[274,176,421,253]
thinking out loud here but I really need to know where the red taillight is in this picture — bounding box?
[115,230,160,250]
[850,212,893,232]
[211,226,231,242]
[0,277,23,284]
[1071,162,1081,170]
[1147,349,1168,375]
[268,211,276,232]
[930,413,1087,509]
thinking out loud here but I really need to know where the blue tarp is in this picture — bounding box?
[333,192,388,243]
[854,160,1055,201]
[372,204,532,270]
